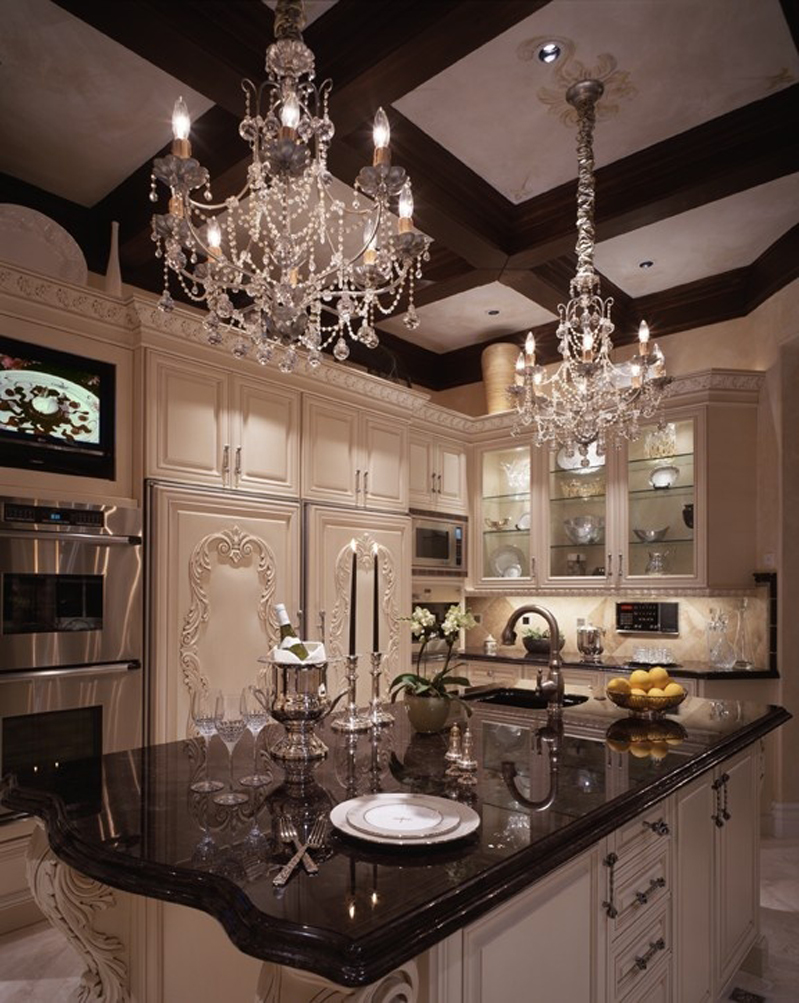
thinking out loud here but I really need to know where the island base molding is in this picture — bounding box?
[770,800,799,837]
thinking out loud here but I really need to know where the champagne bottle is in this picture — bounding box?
[275,603,309,660]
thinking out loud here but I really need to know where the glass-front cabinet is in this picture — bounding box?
[474,409,705,590]
[480,444,534,583]
[623,417,697,582]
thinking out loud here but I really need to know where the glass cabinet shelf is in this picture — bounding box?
[484,492,530,503]
[629,484,694,498]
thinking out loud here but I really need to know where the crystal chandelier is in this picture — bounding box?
[507,79,670,464]
[149,0,430,372]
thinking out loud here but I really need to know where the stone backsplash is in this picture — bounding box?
[463,591,768,668]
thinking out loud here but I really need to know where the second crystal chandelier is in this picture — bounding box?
[150,0,430,371]
[508,79,670,465]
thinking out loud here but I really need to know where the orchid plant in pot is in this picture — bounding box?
[389,605,476,732]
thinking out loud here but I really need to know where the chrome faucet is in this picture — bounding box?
[501,604,564,710]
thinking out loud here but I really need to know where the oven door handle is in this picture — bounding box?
[0,530,141,545]
[0,660,141,682]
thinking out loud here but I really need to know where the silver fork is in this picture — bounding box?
[278,816,317,876]
[273,815,326,888]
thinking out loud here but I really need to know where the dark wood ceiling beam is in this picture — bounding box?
[744,222,799,312]
[508,84,799,269]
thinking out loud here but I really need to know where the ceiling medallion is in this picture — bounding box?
[507,79,671,465]
[149,0,430,372]
[537,50,637,125]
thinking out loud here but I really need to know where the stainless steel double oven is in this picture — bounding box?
[0,496,144,820]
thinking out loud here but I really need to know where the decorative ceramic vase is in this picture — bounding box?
[682,503,694,529]
[404,694,452,733]
[481,343,519,414]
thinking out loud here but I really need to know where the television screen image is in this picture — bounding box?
[0,335,115,479]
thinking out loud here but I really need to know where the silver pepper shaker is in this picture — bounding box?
[458,726,478,785]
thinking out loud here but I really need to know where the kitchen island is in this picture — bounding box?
[1,693,789,1002]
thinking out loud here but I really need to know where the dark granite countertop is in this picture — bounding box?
[457,647,777,680]
[1,696,789,987]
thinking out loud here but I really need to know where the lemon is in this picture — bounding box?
[629,741,652,758]
[647,686,666,697]
[629,669,652,691]
[606,737,630,753]
[607,677,631,695]
[649,742,669,760]
[648,666,670,687]
[630,687,648,696]
[663,682,685,697]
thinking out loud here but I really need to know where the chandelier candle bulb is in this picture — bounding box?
[372,107,391,165]
[398,184,414,233]
[525,332,536,364]
[638,320,650,355]
[206,219,222,257]
[171,96,191,157]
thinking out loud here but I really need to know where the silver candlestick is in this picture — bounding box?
[368,652,394,726]
[331,654,371,732]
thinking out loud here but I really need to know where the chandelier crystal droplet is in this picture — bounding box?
[507,79,670,465]
[149,0,431,369]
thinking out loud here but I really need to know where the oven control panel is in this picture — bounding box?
[3,503,105,528]
[616,601,679,634]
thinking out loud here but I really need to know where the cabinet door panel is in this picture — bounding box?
[675,776,714,1003]
[233,380,299,495]
[301,398,359,505]
[148,355,228,483]
[362,416,407,511]
[437,440,467,513]
[408,435,434,509]
[148,484,300,744]
[305,507,410,705]
[716,751,758,988]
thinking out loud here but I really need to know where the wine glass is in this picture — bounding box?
[189,687,224,794]
[239,684,272,787]
[213,692,248,806]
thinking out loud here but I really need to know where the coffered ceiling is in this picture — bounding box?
[1,0,797,390]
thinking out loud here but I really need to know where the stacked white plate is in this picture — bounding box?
[330,793,480,846]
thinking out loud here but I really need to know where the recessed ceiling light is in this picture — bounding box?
[538,43,562,64]
[486,309,500,316]
[639,260,654,269]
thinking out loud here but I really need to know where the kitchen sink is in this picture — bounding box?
[465,688,589,710]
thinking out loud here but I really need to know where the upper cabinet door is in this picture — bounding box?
[231,378,299,496]
[301,396,360,506]
[476,442,534,584]
[147,351,229,485]
[361,413,408,512]
[435,439,468,514]
[409,434,436,509]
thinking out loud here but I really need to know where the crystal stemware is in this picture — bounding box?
[239,684,272,787]
[213,691,248,806]
[189,687,224,793]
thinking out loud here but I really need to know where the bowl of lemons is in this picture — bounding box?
[606,666,687,716]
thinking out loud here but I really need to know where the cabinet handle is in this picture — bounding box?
[634,937,665,972]
[318,610,326,646]
[642,818,670,837]
[602,852,619,918]
[222,444,230,474]
[355,469,361,495]
[617,553,623,582]
[431,472,437,493]
[437,473,442,493]
[530,556,537,583]
[635,876,666,906]
[711,775,727,827]
[234,445,242,476]
[607,553,612,580]
[364,470,369,496]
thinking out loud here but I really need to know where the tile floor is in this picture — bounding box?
[0,838,797,1001]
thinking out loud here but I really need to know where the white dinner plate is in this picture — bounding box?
[555,442,606,470]
[331,794,480,846]
[515,511,531,531]
[488,544,526,578]
[346,794,462,839]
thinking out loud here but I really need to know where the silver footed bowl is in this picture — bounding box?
[633,527,669,543]
[563,515,604,544]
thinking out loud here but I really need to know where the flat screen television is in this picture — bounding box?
[0,334,115,479]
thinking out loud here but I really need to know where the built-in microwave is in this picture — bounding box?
[411,515,466,574]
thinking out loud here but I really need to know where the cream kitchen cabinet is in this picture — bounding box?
[409,432,468,514]
[472,389,757,590]
[301,395,408,511]
[147,482,301,744]
[674,745,759,1001]
[146,350,300,496]
[304,506,411,707]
